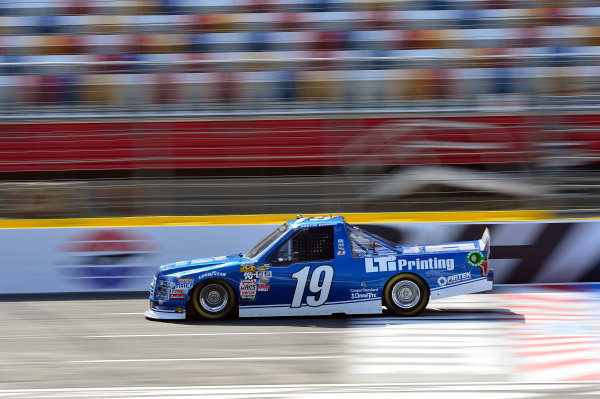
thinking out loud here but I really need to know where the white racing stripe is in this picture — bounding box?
[353,364,507,375]
[69,355,345,364]
[350,328,494,336]
[515,364,600,382]
[99,312,145,316]
[0,330,345,340]
[345,313,508,382]
[346,340,492,348]
[87,330,344,338]
[0,382,596,399]
[358,356,492,365]
[350,314,519,324]
[352,347,491,355]
[513,342,593,354]
[377,324,506,331]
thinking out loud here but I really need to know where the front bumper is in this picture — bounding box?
[144,308,186,320]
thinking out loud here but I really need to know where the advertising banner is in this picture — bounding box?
[0,224,275,294]
[1,220,599,293]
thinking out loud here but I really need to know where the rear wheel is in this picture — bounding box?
[383,274,429,316]
[192,280,237,320]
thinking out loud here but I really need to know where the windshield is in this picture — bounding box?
[246,223,290,259]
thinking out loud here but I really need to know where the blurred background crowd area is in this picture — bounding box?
[0,0,599,219]
[1,0,600,110]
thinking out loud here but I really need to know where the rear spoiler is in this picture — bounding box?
[479,228,491,256]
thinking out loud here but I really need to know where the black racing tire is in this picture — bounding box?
[191,280,237,320]
[383,273,430,317]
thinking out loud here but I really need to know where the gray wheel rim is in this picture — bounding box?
[391,280,421,309]
[199,284,228,313]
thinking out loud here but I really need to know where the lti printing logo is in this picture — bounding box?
[57,229,158,289]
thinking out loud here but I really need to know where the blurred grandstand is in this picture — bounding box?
[1,0,599,218]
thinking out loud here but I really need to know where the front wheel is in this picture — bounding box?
[383,274,429,317]
[191,280,237,320]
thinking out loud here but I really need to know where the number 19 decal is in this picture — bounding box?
[291,265,334,308]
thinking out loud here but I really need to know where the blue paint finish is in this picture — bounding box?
[147,216,493,318]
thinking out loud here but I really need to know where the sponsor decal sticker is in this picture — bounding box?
[169,287,185,299]
[198,271,226,280]
[240,283,257,290]
[176,278,194,289]
[174,307,184,313]
[303,223,332,228]
[467,251,485,267]
[337,250,346,256]
[350,286,379,300]
[240,265,257,301]
[256,270,272,278]
[365,256,455,273]
[259,278,270,284]
[257,264,271,271]
[257,285,270,292]
[437,272,472,287]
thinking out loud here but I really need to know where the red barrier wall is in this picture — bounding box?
[1,115,598,171]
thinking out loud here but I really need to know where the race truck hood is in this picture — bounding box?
[158,254,252,275]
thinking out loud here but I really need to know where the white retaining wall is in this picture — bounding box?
[1,220,598,293]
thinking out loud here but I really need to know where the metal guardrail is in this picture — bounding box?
[1,168,599,218]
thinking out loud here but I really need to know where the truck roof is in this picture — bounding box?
[288,215,345,228]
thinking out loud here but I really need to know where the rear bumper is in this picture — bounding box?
[144,308,186,320]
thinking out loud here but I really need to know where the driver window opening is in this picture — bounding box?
[268,226,334,266]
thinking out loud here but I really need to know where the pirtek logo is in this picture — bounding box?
[438,272,471,287]
[365,256,455,273]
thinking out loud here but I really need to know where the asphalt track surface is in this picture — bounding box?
[1,285,599,398]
